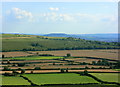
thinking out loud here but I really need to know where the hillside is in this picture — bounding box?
[2,34,119,52]
[43,33,119,42]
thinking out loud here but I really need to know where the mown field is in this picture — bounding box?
[90,73,120,83]
[23,73,99,85]
[0,75,30,85]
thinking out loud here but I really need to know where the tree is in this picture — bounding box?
[21,69,25,74]
[85,66,89,69]
[12,70,18,76]
[31,70,33,74]
[84,70,88,75]
[92,61,96,65]
[7,60,10,64]
[66,53,71,57]
[53,62,55,65]
[2,55,4,58]
[60,69,64,73]
[66,68,68,72]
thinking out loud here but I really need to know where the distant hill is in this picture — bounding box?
[2,33,119,52]
[43,33,119,42]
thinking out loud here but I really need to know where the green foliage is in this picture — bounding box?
[66,53,71,57]
[2,54,4,58]
[21,69,25,74]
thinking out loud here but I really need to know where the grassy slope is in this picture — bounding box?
[90,73,119,83]
[1,75,30,85]
[23,73,99,85]
[2,34,119,52]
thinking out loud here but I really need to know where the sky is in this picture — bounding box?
[1,2,118,34]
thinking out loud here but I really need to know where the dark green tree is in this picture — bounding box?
[66,53,71,57]
[21,69,25,74]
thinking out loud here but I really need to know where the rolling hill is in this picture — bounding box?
[43,33,119,42]
[2,33,119,52]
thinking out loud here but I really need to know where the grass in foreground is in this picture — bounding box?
[23,73,99,85]
[90,73,119,83]
[4,56,64,60]
[1,75,30,85]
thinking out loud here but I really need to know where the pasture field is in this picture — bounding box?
[90,73,120,83]
[0,75,30,85]
[3,56,64,60]
[23,73,99,85]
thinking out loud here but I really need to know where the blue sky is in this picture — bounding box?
[2,2,118,34]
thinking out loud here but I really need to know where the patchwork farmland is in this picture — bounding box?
[1,34,120,86]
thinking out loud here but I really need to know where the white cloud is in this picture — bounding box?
[49,7,59,11]
[40,12,75,22]
[60,14,75,21]
[39,12,117,24]
[12,7,33,22]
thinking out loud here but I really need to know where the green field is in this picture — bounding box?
[1,75,30,85]
[23,73,99,85]
[4,56,64,60]
[90,73,119,83]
